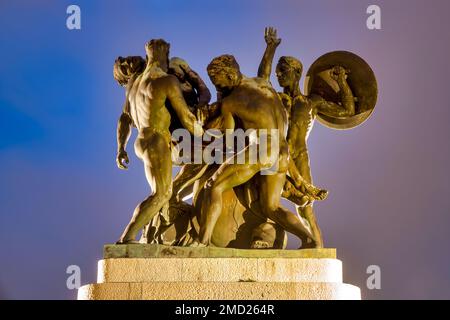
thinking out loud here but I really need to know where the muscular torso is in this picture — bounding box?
[221,77,290,171]
[224,77,288,136]
[126,68,172,132]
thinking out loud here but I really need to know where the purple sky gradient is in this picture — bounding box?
[0,0,449,299]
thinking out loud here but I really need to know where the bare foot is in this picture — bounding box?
[116,239,140,245]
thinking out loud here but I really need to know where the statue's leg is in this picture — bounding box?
[140,164,207,243]
[298,206,322,248]
[259,172,315,243]
[172,164,209,202]
[295,151,324,248]
[197,158,262,245]
[141,213,161,244]
[118,133,172,243]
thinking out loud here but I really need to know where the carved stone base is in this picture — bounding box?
[78,244,361,300]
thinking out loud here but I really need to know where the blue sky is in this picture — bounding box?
[1,0,450,299]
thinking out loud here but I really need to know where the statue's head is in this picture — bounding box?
[113,56,146,86]
[145,39,170,71]
[207,54,242,91]
[169,57,190,81]
[276,56,303,88]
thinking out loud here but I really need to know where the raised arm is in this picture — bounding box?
[166,75,204,136]
[116,100,133,170]
[313,66,356,118]
[257,27,281,81]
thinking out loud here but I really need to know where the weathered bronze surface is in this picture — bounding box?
[112,27,377,250]
[104,243,336,259]
[305,51,378,129]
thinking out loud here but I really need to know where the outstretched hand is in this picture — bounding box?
[264,27,281,47]
[116,150,129,170]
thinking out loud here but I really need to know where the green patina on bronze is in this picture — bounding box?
[104,244,336,259]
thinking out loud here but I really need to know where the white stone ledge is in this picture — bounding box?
[97,258,343,283]
[78,281,361,300]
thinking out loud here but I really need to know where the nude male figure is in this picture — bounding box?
[258,27,356,247]
[142,57,213,243]
[192,54,315,246]
[113,39,203,244]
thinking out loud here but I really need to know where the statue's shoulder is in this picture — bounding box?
[142,66,169,82]
[141,72,176,94]
[157,73,182,87]
[242,77,273,93]
[252,76,270,86]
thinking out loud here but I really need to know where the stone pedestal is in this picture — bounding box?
[78,244,360,300]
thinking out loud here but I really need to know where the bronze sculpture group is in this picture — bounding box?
[113,28,377,249]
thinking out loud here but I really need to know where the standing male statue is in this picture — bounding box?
[258,27,356,247]
[142,56,213,243]
[192,54,315,246]
[113,39,203,244]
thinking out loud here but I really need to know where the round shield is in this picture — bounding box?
[304,51,378,130]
